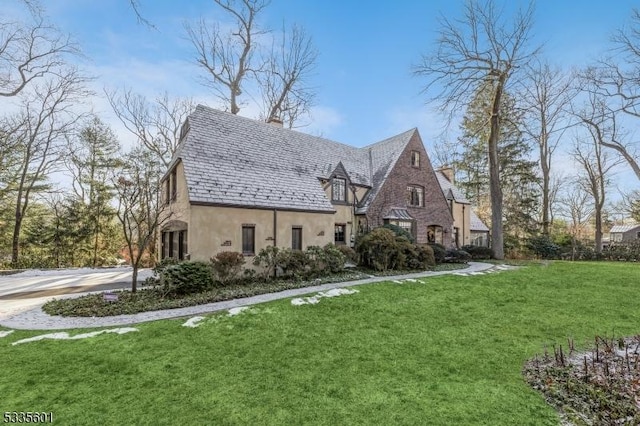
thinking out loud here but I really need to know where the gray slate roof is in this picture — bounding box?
[470,211,490,232]
[435,171,470,204]
[610,224,640,233]
[171,105,416,212]
[433,170,489,232]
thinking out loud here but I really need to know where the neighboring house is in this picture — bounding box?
[158,105,454,262]
[435,167,490,248]
[609,224,640,244]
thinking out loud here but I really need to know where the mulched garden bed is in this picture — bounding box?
[523,335,640,425]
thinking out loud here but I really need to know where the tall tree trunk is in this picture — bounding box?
[11,211,22,266]
[131,266,138,293]
[594,201,603,254]
[540,129,550,235]
[489,76,506,259]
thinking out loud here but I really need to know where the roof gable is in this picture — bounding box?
[357,129,418,211]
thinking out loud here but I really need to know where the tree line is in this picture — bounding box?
[415,1,640,259]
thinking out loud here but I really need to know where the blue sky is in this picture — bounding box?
[4,0,638,192]
[30,0,635,150]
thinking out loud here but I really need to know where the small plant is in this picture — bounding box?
[210,251,245,285]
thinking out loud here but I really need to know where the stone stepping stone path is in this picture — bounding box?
[11,327,138,346]
[291,288,359,306]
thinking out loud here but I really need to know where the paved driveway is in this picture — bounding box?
[0,268,152,319]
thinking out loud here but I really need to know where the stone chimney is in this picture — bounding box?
[266,117,283,127]
[438,166,455,183]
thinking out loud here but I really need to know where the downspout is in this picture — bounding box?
[273,209,277,247]
[462,204,466,248]
[273,208,278,279]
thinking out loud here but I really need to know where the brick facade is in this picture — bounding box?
[364,132,454,245]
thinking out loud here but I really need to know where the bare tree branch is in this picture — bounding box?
[519,61,577,234]
[0,2,78,97]
[259,23,317,128]
[185,0,269,115]
[106,88,195,167]
[414,0,540,259]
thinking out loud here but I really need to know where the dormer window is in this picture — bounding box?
[332,178,346,202]
[411,151,420,168]
[179,119,190,142]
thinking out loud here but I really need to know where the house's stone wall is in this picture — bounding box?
[365,132,454,246]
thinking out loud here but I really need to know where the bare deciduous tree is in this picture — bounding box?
[0,2,77,97]
[557,182,594,260]
[185,0,269,115]
[114,147,174,292]
[185,1,317,127]
[572,94,625,253]
[414,0,540,259]
[520,61,576,235]
[106,89,195,167]
[259,24,317,128]
[5,68,88,265]
[580,9,640,180]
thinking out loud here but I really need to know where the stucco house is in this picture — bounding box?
[435,167,490,248]
[609,223,640,244]
[158,105,454,262]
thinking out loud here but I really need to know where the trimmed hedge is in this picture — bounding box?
[461,245,494,260]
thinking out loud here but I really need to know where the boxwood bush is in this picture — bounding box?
[160,261,215,295]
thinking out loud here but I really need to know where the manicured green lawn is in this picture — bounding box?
[2,262,639,425]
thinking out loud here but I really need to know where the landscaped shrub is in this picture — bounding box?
[322,243,347,273]
[415,244,436,268]
[603,242,640,262]
[253,245,280,280]
[382,223,415,243]
[356,227,400,271]
[336,245,357,263]
[160,261,214,295]
[210,251,245,285]
[403,243,436,270]
[428,243,446,264]
[445,249,471,263]
[526,235,561,260]
[277,248,310,278]
[461,245,494,260]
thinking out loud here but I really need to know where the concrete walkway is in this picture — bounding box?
[0,262,514,330]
